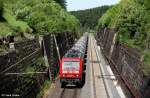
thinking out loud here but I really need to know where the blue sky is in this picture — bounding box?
[66,0,120,11]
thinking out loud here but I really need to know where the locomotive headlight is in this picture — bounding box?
[76,75,79,77]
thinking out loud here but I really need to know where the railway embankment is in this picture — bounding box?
[95,28,150,98]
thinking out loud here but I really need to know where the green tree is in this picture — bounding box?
[0,0,80,36]
[71,6,110,29]
[97,0,150,67]
[54,0,66,9]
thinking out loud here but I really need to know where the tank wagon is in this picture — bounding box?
[59,33,88,87]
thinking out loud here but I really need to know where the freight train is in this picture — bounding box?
[59,33,88,87]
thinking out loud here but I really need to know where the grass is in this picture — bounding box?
[144,50,150,65]
[25,66,35,73]
[143,50,150,75]
[24,58,51,98]
[36,80,51,98]
[25,57,51,98]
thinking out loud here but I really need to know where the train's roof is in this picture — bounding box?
[63,33,88,58]
[64,49,84,58]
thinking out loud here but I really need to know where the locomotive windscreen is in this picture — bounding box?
[62,61,80,73]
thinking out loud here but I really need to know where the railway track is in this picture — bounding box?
[89,34,96,98]
[45,34,90,98]
[60,88,81,98]
[89,35,109,98]
[45,79,81,98]
[45,34,109,98]
[90,35,109,98]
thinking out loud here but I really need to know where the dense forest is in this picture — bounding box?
[71,6,110,29]
[0,0,80,38]
[54,0,66,9]
[97,0,150,65]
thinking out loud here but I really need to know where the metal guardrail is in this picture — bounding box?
[0,32,78,98]
[95,28,150,98]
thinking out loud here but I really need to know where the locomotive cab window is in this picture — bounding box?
[63,61,80,66]
[62,61,80,73]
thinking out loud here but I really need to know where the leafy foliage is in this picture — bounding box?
[0,2,2,17]
[54,0,66,9]
[144,50,150,65]
[0,0,80,36]
[98,0,150,66]
[71,6,110,29]
[98,0,150,50]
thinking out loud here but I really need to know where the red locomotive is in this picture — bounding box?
[59,33,88,87]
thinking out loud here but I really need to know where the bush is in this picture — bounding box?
[97,0,150,66]
[144,50,150,65]
[1,0,80,36]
